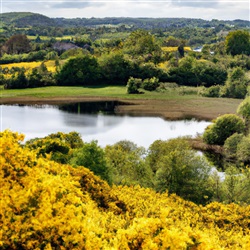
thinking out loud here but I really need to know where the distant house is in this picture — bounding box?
[52,41,80,53]
[193,46,203,52]
[193,46,214,55]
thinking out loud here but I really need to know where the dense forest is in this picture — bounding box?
[1,12,250,249]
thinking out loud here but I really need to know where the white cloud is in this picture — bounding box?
[1,0,249,20]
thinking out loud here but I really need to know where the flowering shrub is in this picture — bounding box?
[1,130,250,249]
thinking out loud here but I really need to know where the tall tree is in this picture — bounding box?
[4,34,31,54]
[225,30,250,56]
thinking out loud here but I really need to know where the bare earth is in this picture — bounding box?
[1,96,241,121]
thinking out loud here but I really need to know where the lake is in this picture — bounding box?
[1,103,211,148]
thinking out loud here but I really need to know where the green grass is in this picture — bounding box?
[0,85,196,100]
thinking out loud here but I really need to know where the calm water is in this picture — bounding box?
[1,104,211,148]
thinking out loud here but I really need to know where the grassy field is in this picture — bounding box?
[0,85,242,121]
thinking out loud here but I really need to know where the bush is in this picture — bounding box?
[126,77,142,94]
[221,67,249,99]
[224,133,244,159]
[199,85,221,97]
[236,135,250,164]
[142,77,159,91]
[203,114,245,145]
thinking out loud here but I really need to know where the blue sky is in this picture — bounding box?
[1,0,250,20]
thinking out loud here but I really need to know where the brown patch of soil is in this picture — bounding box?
[1,96,241,121]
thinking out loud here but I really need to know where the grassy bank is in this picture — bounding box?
[0,85,242,120]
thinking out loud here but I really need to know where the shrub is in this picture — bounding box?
[199,85,221,97]
[224,133,244,159]
[203,114,245,145]
[236,135,250,164]
[126,77,142,94]
[142,77,159,91]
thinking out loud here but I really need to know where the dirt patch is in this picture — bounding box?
[1,96,241,121]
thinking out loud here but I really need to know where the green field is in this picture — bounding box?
[0,85,198,99]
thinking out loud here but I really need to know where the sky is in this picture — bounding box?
[1,0,250,21]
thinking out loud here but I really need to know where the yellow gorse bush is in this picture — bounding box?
[1,130,250,249]
[161,46,192,52]
[1,60,57,73]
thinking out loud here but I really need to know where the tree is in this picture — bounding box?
[105,140,153,187]
[203,114,245,145]
[98,52,132,84]
[224,133,244,159]
[147,138,212,204]
[123,29,161,62]
[236,135,250,164]
[237,97,250,133]
[221,67,249,99]
[225,30,250,56]
[70,140,110,182]
[4,34,31,54]
[56,55,100,86]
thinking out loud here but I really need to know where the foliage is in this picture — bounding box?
[168,56,227,87]
[3,34,31,54]
[198,85,221,97]
[26,131,83,164]
[237,97,250,133]
[203,114,245,145]
[123,29,162,63]
[141,77,160,91]
[221,67,249,99]
[56,55,100,86]
[2,130,250,249]
[225,30,250,56]
[98,52,132,84]
[70,140,110,183]
[105,140,153,187]
[126,77,142,94]
[236,135,250,164]
[209,166,250,204]
[224,133,244,159]
[147,138,212,204]
[59,48,89,59]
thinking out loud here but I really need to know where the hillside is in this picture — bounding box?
[1,12,249,29]
[1,129,250,249]
[0,12,57,27]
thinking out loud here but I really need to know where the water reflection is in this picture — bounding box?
[1,104,211,148]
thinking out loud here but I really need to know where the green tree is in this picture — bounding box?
[237,97,250,133]
[203,114,245,145]
[99,52,131,84]
[70,140,110,182]
[236,135,250,164]
[147,138,212,204]
[225,30,250,56]
[56,55,100,86]
[221,67,249,99]
[105,140,153,187]
[224,133,244,160]
[123,29,161,62]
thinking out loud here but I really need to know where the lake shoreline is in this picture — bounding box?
[1,95,241,121]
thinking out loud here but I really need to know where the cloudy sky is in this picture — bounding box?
[1,0,250,21]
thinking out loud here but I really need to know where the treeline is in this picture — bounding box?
[1,29,250,99]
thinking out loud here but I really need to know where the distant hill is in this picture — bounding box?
[0,12,57,27]
[1,12,249,29]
